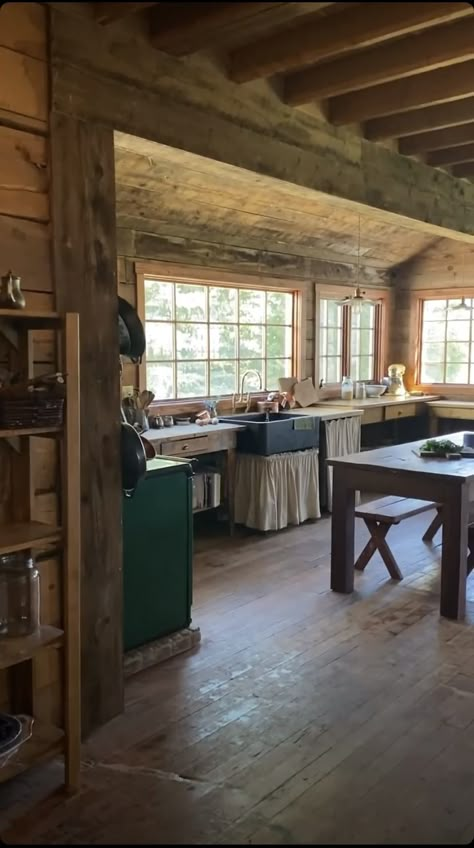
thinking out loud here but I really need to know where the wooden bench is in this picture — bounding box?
[422,504,474,575]
[354,496,438,580]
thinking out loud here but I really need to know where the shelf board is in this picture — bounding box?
[0,721,64,784]
[0,427,62,439]
[0,626,64,671]
[0,309,61,329]
[0,522,62,555]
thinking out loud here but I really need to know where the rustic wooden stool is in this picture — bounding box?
[354,496,438,580]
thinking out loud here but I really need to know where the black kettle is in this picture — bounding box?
[121,419,147,498]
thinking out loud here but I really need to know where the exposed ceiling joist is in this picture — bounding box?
[284,16,474,106]
[229,2,471,84]
[329,60,474,125]
[94,2,158,24]
[149,2,323,56]
[452,162,474,177]
[399,123,474,156]
[364,98,474,140]
[428,143,474,166]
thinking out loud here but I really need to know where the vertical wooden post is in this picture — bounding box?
[51,114,123,735]
[62,313,81,788]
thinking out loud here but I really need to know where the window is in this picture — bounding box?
[141,276,296,399]
[318,291,382,385]
[420,297,474,385]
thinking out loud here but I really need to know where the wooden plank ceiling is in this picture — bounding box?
[86,1,474,181]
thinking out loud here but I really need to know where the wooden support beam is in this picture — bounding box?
[452,162,474,177]
[229,2,471,83]
[400,123,474,156]
[428,143,474,167]
[329,61,474,125]
[94,2,157,25]
[285,16,474,105]
[150,2,283,56]
[365,98,474,140]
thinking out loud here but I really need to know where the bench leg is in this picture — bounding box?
[356,519,403,581]
[422,506,443,542]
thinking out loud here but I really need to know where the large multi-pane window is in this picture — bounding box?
[420,297,474,384]
[319,297,378,384]
[143,277,295,399]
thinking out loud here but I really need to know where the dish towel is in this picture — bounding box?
[234,448,320,532]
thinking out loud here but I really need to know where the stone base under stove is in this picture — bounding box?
[124,625,201,677]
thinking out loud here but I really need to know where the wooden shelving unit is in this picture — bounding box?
[0,311,80,791]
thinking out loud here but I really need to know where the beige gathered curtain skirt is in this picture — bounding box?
[234,448,321,532]
[325,416,361,512]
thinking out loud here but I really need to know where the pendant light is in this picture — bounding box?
[337,215,378,314]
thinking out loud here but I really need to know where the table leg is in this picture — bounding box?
[226,447,236,537]
[440,485,468,620]
[331,465,355,593]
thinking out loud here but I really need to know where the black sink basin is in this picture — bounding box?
[219,412,320,456]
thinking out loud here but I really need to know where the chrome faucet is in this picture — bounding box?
[240,370,263,400]
[231,370,263,412]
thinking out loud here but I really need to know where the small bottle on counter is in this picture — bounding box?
[341,376,354,401]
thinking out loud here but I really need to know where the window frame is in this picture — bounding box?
[314,283,390,389]
[135,261,305,402]
[415,287,474,393]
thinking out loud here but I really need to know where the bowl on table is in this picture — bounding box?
[365,385,387,398]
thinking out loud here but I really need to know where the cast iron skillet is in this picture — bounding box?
[121,419,147,497]
[118,296,146,362]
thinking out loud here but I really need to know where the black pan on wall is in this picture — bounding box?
[118,296,146,362]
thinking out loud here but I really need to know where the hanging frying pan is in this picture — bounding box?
[121,416,147,497]
[118,297,146,363]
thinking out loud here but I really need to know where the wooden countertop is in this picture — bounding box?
[291,406,363,420]
[142,421,245,442]
[325,394,440,410]
[427,400,474,409]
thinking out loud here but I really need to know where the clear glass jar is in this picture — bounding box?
[341,376,354,401]
[0,552,40,637]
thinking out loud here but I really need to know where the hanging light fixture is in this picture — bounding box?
[337,215,379,314]
[450,245,471,311]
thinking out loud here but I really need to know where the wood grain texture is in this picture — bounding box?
[49,9,474,240]
[0,215,51,291]
[329,60,474,125]
[51,113,123,736]
[229,1,471,83]
[284,16,474,105]
[365,97,474,140]
[6,511,474,844]
[0,2,47,60]
[0,125,48,221]
[399,123,474,156]
[0,46,47,127]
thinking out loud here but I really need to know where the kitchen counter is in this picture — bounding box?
[325,394,440,410]
[291,405,363,420]
[426,400,474,436]
[143,421,244,443]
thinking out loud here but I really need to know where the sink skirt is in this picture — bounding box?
[234,448,320,531]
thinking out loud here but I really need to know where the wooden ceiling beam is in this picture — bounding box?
[365,98,474,140]
[149,2,287,56]
[399,123,474,156]
[329,61,474,125]
[452,162,474,177]
[93,2,158,25]
[229,2,471,84]
[284,16,474,105]
[428,143,474,166]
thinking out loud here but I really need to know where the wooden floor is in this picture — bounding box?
[3,509,474,845]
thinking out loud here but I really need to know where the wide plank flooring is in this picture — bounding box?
[3,509,474,845]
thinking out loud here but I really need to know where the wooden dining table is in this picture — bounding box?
[327,431,474,620]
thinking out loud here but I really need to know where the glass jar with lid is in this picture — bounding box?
[0,551,40,637]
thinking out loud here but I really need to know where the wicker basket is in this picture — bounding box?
[0,391,65,429]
